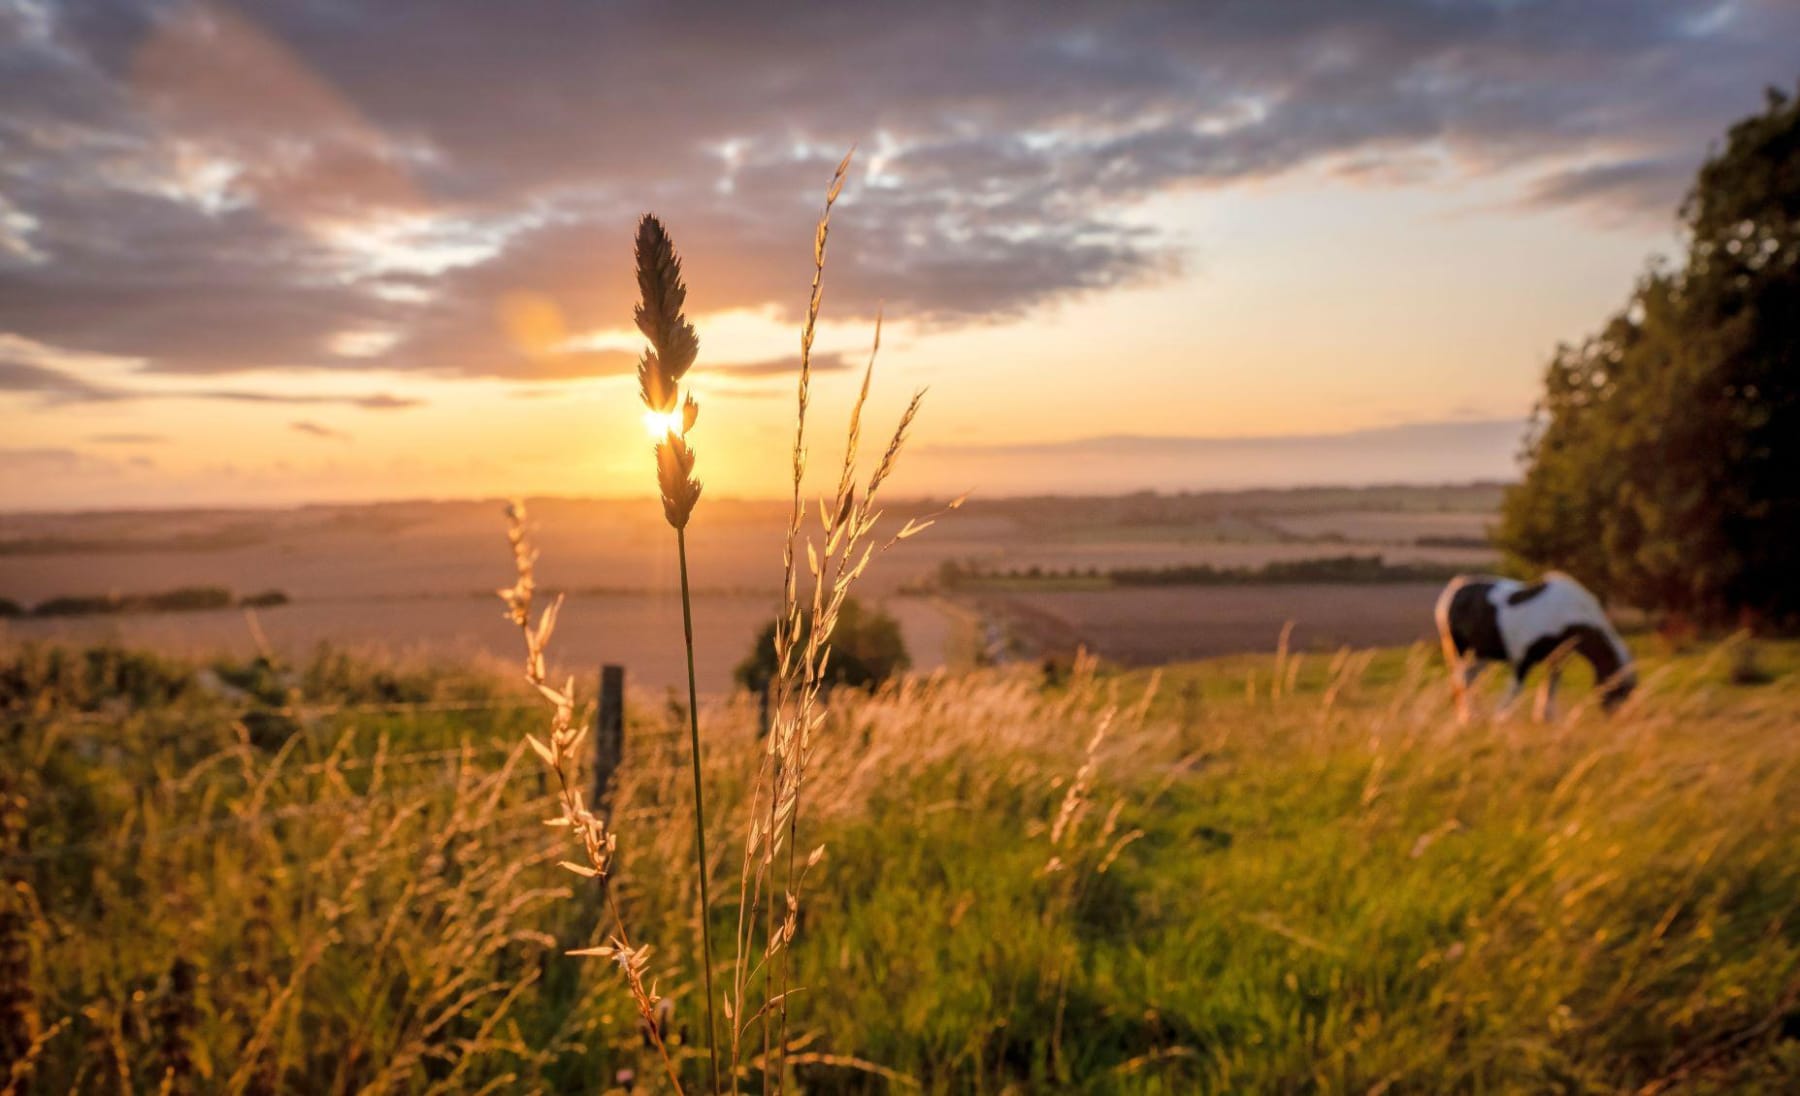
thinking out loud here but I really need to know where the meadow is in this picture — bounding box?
[5,634,1797,1093]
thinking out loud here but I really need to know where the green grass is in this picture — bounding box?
[4,638,1798,1092]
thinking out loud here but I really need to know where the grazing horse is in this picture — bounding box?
[1434,572,1636,722]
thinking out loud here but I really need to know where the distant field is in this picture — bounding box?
[1259,507,1494,544]
[982,582,1446,665]
[0,485,1502,688]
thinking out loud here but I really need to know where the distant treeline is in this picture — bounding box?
[1111,555,1469,586]
[936,554,1473,591]
[0,528,269,556]
[0,587,289,618]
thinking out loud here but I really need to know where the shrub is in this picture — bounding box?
[734,596,912,694]
[30,586,235,616]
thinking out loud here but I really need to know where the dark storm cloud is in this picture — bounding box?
[2,0,1796,382]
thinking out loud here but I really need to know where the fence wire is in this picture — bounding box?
[6,693,697,865]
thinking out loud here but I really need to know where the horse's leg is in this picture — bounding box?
[1458,660,1490,723]
[1533,665,1561,723]
[1496,672,1525,719]
[1439,630,1471,723]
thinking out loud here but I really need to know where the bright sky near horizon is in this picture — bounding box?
[2,1,1795,511]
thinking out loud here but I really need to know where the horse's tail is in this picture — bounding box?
[1434,575,1467,651]
[1436,576,1473,719]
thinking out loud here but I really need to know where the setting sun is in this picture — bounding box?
[641,407,686,439]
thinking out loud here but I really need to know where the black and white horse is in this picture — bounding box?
[1435,572,1637,722]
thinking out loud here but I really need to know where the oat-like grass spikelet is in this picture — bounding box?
[713,148,965,1092]
[497,502,684,1094]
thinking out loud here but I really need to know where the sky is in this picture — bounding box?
[2,0,1796,511]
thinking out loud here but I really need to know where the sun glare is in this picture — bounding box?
[642,407,685,439]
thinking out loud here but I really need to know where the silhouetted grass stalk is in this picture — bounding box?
[633,216,721,1094]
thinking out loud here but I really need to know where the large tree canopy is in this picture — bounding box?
[1499,87,1800,628]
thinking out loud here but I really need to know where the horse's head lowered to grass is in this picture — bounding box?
[1436,571,1636,721]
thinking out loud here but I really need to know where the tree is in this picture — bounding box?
[733,596,911,694]
[1499,86,1800,627]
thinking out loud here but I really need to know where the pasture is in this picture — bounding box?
[4,636,1797,1092]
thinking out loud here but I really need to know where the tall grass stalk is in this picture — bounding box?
[632,216,721,1092]
[674,524,717,1091]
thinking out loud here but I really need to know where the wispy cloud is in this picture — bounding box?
[88,432,168,444]
[0,359,116,402]
[289,419,351,441]
[0,447,121,476]
[909,419,1529,493]
[1516,156,1697,223]
[702,352,852,378]
[1,358,420,410]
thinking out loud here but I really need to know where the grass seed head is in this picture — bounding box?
[634,214,703,529]
[655,430,702,530]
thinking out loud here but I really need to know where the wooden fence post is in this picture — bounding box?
[594,664,624,809]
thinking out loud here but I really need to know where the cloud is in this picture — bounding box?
[0,358,119,401]
[2,0,1795,383]
[1517,156,1697,222]
[909,419,1529,492]
[187,388,422,410]
[349,392,419,410]
[702,352,852,378]
[289,419,349,440]
[0,446,119,475]
[1,355,421,409]
[88,432,168,444]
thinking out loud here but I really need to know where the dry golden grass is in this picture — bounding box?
[5,635,1799,1090]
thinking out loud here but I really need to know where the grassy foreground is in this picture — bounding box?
[3,639,1798,1093]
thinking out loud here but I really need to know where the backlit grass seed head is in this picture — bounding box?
[634,216,698,411]
[656,430,701,530]
[635,215,703,530]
